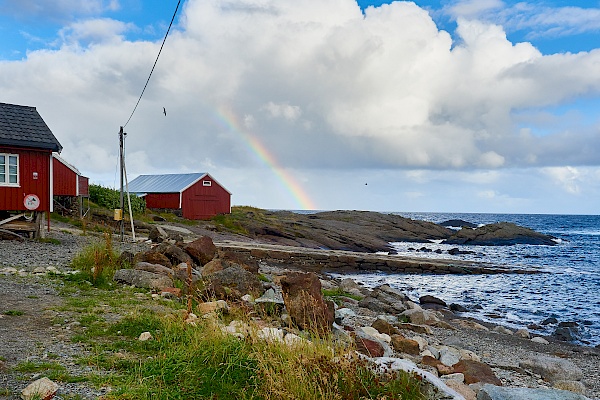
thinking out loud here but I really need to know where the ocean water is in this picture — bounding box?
[330,213,600,347]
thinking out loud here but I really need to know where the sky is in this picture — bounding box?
[1,0,599,214]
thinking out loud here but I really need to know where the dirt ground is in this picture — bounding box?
[0,277,64,399]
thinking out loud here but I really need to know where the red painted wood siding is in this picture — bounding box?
[181,176,230,220]
[52,157,77,196]
[78,176,89,196]
[0,147,51,212]
[144,193,180,209]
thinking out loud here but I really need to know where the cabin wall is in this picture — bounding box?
[78,176,89,196]
[145,193,180,209]
[181,176,231,220]
[0,147,51,212]
[52,157,77,196]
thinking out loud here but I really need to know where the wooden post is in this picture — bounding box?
[119,126,125,242]
[187,261,193,315]
[36,212,43,239]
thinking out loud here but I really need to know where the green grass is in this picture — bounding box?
[3,310,24,316]
[68,233,120,288]
[13,361,87,383]
[322,287,363,302]
[37,237,61,245]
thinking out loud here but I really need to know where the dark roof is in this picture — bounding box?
[0,102,62,152]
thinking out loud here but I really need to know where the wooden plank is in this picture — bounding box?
[1,221,37,232]
[0,213,25,226]
[0,228,24,241]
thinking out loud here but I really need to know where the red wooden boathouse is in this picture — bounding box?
[0,102,62,235]
[128,173,231,220]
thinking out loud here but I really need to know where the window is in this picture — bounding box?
[0,153,18,186]
[202,180,212,187]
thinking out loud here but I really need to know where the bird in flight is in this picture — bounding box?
[163,107,167,116]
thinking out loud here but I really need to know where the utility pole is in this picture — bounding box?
[119,126,125,242]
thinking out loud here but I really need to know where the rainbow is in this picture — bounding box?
[214,106,317,210]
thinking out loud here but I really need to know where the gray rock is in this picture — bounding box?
[358,296,396,314]
[255,288,285,316]
[444,222,557,246]
[519,355,584,383]
[477,383,590,400]
[134,261,173,277]
[148,226,168,243]
[113,269,173,290]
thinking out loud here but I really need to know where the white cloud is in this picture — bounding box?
[262,102,302,121]
[1,0,600,213]
[2,0,599,172]
[447,0,504,20]
[447,1,600,39]
[477,189,497,199]
[58,18,133,45]
[543,166,582,194]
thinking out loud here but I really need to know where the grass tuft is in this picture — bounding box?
[3,310,24,316]
[68,232,119,288]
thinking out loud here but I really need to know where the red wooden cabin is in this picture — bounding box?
[128,173,231,220]
[52,153,89,197]
[0,102,62,236]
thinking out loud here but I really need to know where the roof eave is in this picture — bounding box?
[0,138,62,152]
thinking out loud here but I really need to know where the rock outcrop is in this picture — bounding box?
[443,222,557,246]
[216,210,557,252]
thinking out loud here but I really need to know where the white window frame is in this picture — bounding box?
[0,153,19,187]
[202,180,212,187]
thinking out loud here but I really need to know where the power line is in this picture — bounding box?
[123,0,182,128]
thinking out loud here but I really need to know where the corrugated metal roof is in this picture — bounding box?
[128,173,207,194]
[0,102,63,152]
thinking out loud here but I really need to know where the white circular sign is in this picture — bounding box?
[24,194,40,210]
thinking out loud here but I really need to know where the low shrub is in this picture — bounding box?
[89,184,145,215]
[69,232,120,288]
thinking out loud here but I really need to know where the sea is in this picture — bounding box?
[324,212,600,347]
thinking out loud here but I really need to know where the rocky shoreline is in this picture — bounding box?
[1,226,598,400]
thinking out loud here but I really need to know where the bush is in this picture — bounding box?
[89,184,145,215]
[70,232,121,287]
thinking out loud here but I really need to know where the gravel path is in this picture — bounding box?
[0,226,150,399]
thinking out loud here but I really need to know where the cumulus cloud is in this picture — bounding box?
[1,0,600,179]
[58,18,134,45]
[262,102,302,121]
[543,166,582,194]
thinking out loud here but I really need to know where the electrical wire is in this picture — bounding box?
[123,0,182,128]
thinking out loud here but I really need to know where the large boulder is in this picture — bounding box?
[519,355,583,383]
[184,236,217,266]
[204,265,263,300]
[148,226,169,243]
[134,262,173,277]
[113,269,173,290]
[133,251,172,268]
[452,359,502,385]
[155,243,194,266]
[219,250,259,274]
[280,271,334,335]
[443,222,557,246]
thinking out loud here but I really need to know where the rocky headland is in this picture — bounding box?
[165,209,558,254]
